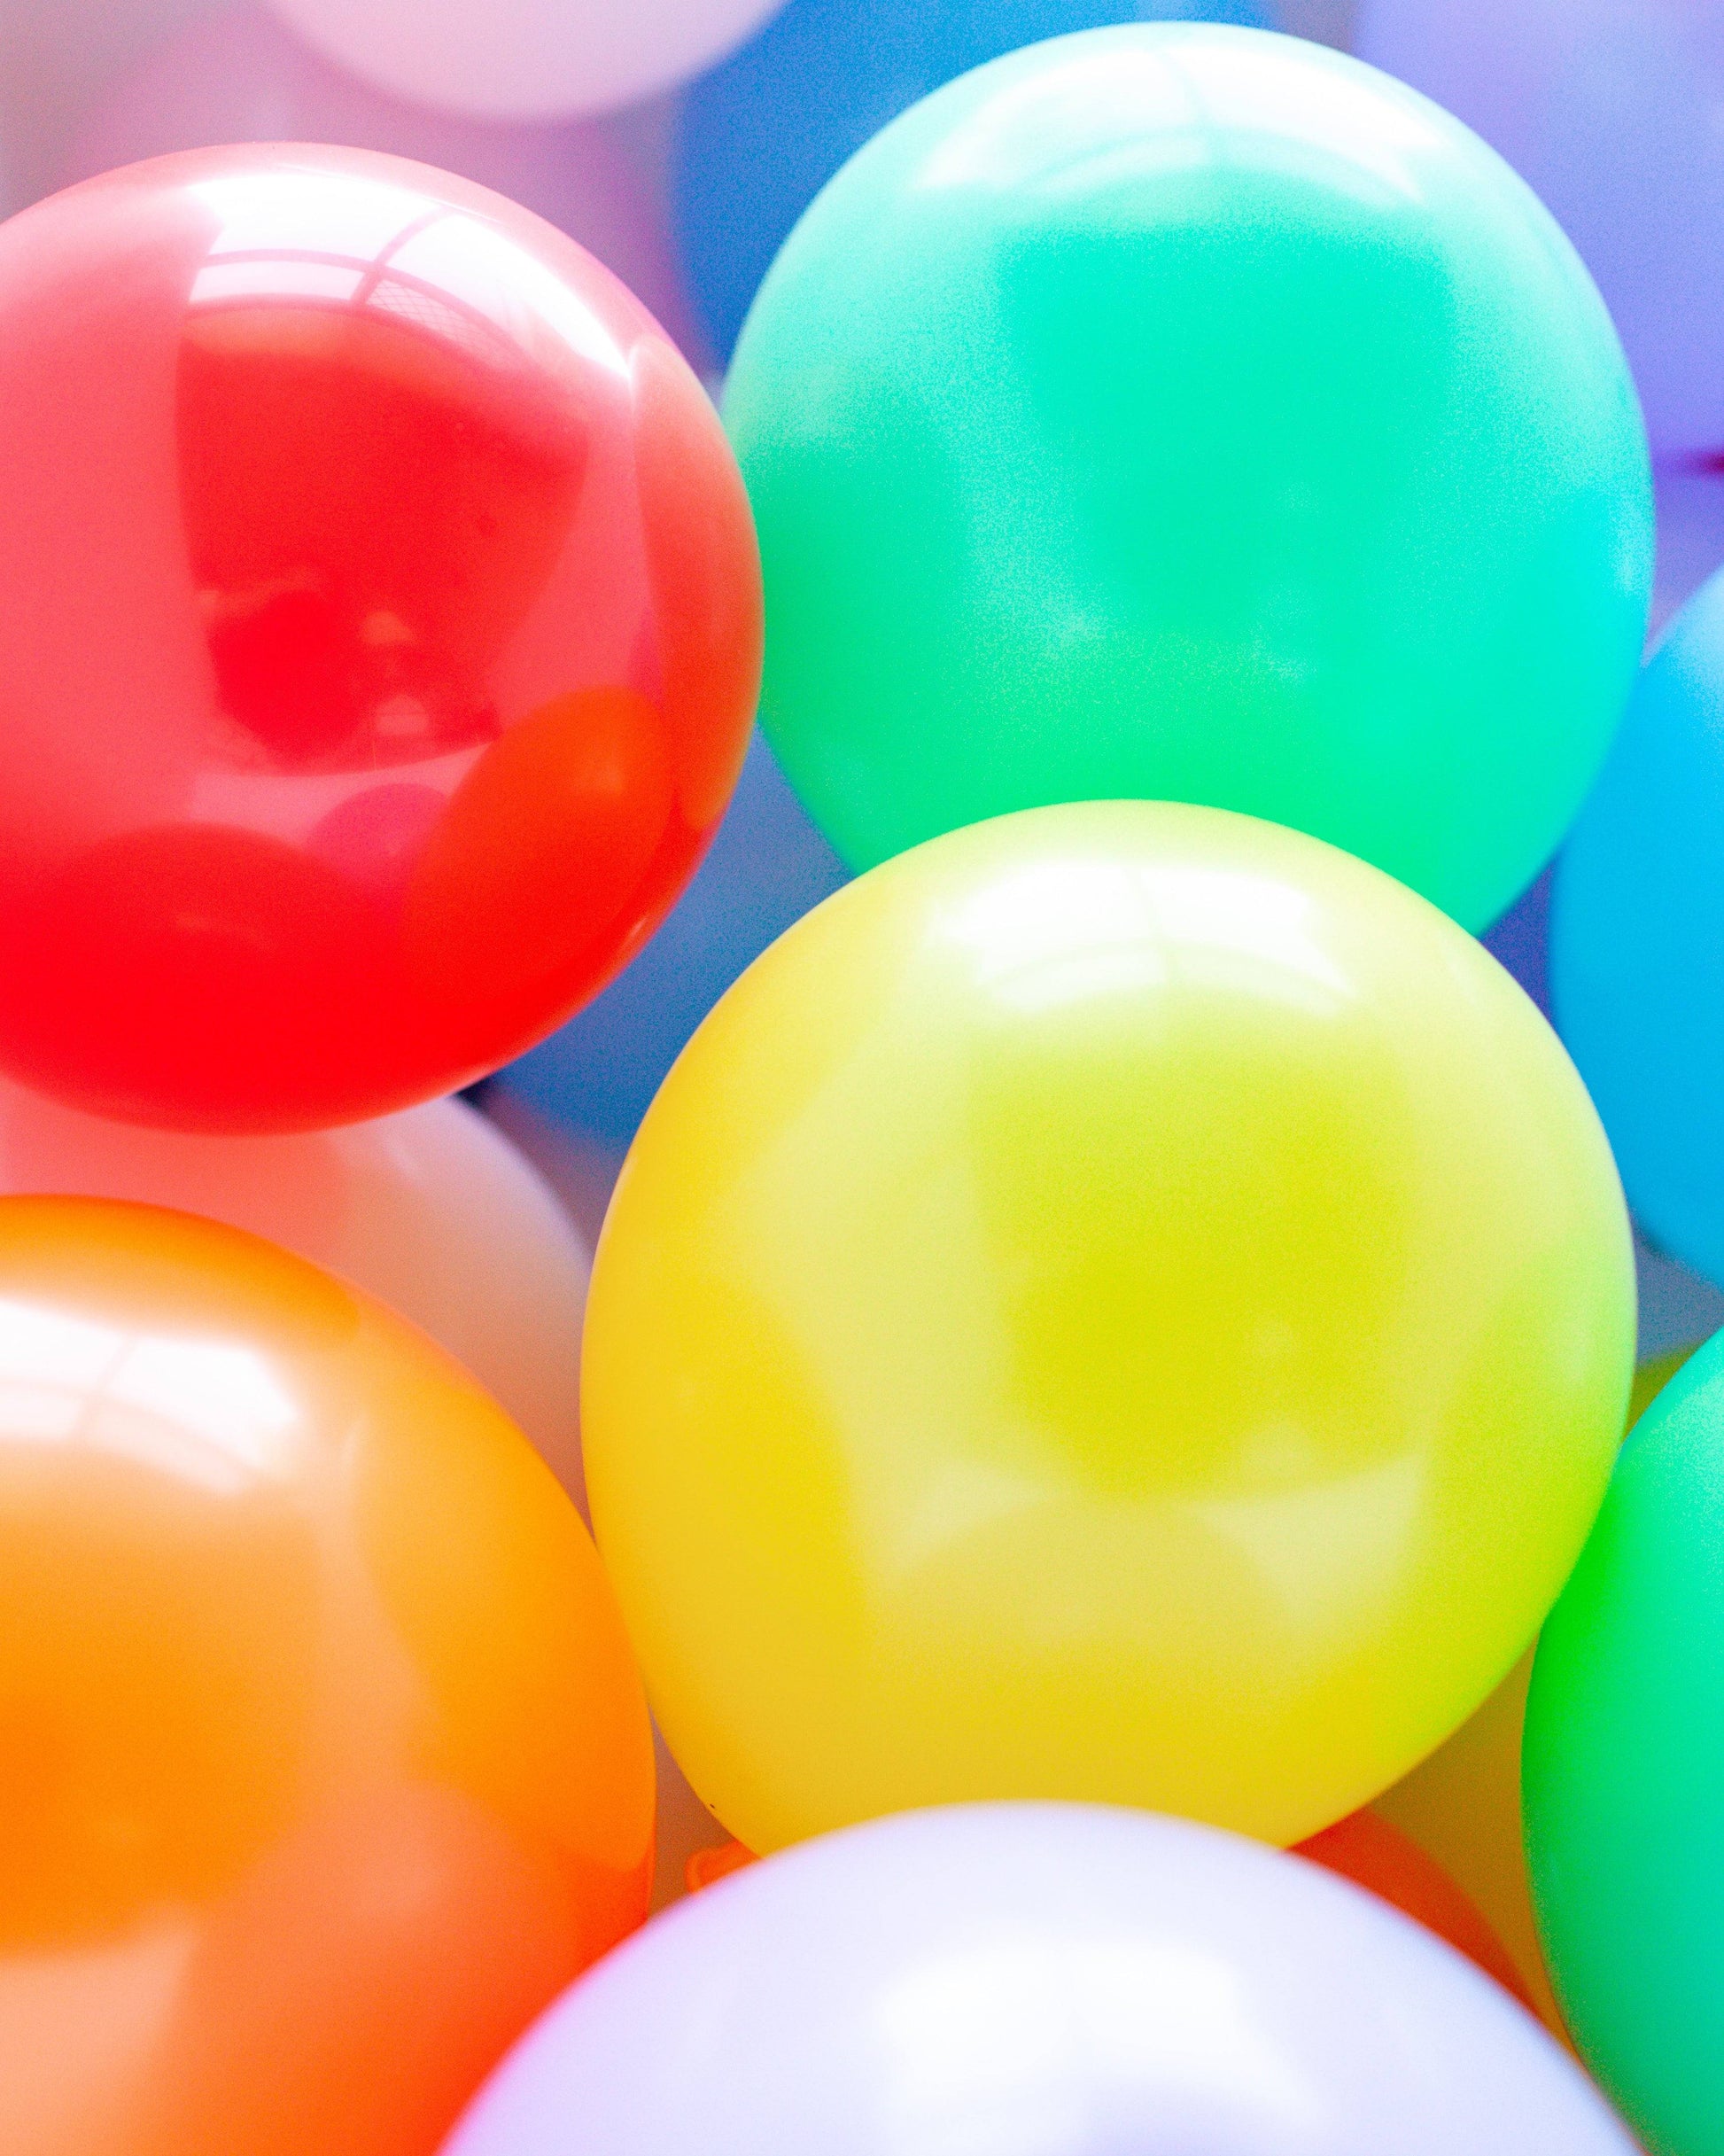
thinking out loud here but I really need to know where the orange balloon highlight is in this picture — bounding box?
[1294,1809,1534,2011]
[0,1196,653,2156]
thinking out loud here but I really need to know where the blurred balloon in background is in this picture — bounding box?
[0,142,760,1131]
[0,1078,589,1499]
[1526,1330,1724,2156]
[1355,0,1724,461]
[1552,564,1724,1294]
[674,0,1277,363]
[446,1805,1634,2156]
[1293,1808,1534,2010]
[585,801,1634,1857]
[263,0,792,121]
[493,734,847,1155]
[1373,1650,1561,2031]
[0,1197,652,2156]
[725,25,1652,929]
[64,4,710,365]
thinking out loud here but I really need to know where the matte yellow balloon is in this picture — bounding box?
[584,803,1634,1853]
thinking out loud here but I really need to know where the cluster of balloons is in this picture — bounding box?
[0,113,758,2156]
[2,4,1723,2155]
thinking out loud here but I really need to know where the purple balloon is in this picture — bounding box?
[1355,0,1724,460]
[442,1804,1633,2156]
[60,4,711,368]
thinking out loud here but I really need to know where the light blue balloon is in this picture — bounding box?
[492,734,848,1152]
[1553,565,1724,1287]
[673,0,1277,363]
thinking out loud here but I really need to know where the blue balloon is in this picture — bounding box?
[1553,565,1724,1288]
[673,0,1277,362]
[493,733,849,1152]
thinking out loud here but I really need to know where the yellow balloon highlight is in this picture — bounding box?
[585,803,1635,1854]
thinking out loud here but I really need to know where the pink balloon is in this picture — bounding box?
[62,4,711,367]
[0,1076,589,1499]
[262,0,788,121]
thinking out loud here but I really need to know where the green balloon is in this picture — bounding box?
[1525,1334,1724,2156]
[725,25,1652,929]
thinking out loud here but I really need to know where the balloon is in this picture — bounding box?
[673,0,1276,363]
[0,1196,652,2156]
[0,1077,589,1498]
[444,1804,1633,2156]
[263,0,791,121]
[1355,0,1724,460]
[692,1810,1540,2000]
[1293,1809,1534,2010]
[0,143,760,1133]
[583,800,1634,1854]
[494,731,848,1151]
[1374,1652,1562,2033]
[1551,566,1724,1292]
[724,25,1651,930]
[685,1838,756,1891]
[64,4,710,366]
[1526,1330,1724,2155]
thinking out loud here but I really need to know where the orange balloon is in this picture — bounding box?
[685,1839,758,1894]
[0,1196,653,2156]
[1294,1809,1535,2012]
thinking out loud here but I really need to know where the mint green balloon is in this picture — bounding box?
[724,25,1653,928]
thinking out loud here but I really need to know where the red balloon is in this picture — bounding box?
[0,145,760,1132]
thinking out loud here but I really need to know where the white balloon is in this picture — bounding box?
[1355,0,1724,458]
[264,0,790,121]
[0,1079,589,1499]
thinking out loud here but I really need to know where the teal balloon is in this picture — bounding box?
[725,25,1653,928]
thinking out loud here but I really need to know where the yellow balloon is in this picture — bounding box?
[1373,1340,1706,2036]
[584,803,1634,1853]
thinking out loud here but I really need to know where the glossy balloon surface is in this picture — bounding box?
[0,1197,652,2156]
[1356,0,1724,459]
[0,1081,590,1498]
[0,144,760,1132]
[65,5,711,365]
[1293,1809,1533,2009]
[584,802,1634,1853]
[725,25,1651,928]
[264,0,791,119]
[1526,1332,1724,2156]
[1553,565,1724,1293]
[446,1805,1633,2156]
[674,0,1273,362]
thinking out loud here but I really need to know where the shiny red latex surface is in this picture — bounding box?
[0,145,761,1132]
